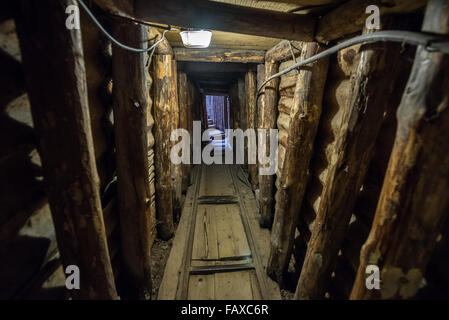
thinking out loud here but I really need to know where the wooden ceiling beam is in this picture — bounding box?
[265,40,302,63]
[173,48,265,63]
[178,61,250,73]
[316,0,428,42]
[93,0,316,41]
[203,90,229,96]
[190,72,241,82]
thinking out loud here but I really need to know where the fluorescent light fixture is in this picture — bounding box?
[180,29,212,48]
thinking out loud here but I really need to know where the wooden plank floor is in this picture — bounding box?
[158,164,281,300]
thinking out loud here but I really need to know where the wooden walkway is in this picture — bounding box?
[158,164,281,300]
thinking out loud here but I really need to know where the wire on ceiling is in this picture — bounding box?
[77,0,170,53]
[257,30,449,96]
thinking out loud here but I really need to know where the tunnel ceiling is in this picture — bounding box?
[164,0,346,50]
[179,61,252,93]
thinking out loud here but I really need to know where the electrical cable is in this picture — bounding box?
[77,0,170,53]
[258,30,449,95]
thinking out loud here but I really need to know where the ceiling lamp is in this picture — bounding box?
[180,29,212,48]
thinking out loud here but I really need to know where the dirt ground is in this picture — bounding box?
[150,222,178,300]
[280,255,298,300]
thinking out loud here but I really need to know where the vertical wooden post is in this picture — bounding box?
[111,21,152,299]
[267,43,329,284]
[186,79,195,135]
[201,92,208,132]
[170,61,182,220]
[238,77,247,130]
[225,96,230,129]
[257,62,279,228]
[178,71,190,193]
[295,19,413,300]
[153,49,176,240]
[145,29,157,251]
[350,0,449,300]
[245,70,258,190]
[79,8,113,188]
[14,0,117,299]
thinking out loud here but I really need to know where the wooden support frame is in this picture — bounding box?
[265,40,302,63]
[145,29,158,251]
[178,62,250,74]
[152,49,177,240]
[178,71,191,194]
[350,0,449,300]
[14,0,117,299]
[171,63,183,220]
[173,48,265,64]
[267,43,329,284]
[111,21,152,299]
[245,70,258,191]
[94,0,316,41]
[316,0,427,42]
[295,19,415,300]
[257,61,279,228]
[148,27,173,55]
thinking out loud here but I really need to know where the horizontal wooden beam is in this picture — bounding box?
[178,61,250,73]
[265,40,302,63]
[203,90,229,96]
[94,0,316,41]
[197,82,230,91]
[316,0,427,42]
[173,48,265,63]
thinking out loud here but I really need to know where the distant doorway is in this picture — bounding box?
[205,95,230,131]
[204,95,231,155]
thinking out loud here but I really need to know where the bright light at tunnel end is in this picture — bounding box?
[180,29,212,48]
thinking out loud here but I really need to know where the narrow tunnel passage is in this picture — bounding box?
[2,0,449,303]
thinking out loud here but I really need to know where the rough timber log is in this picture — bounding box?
[79,9,113,187]
[265,40,302,63]
[187,80,199,133]
[148,27,172,55]
[179,62,250,74]
[171,62,182,220]
[94,0,316,41]
[178,71,191,194]
[145,28,158,247]
[112,21,152,299]
[173,48,265,64]
[267,43,329,284]
[14,0,117,299]
[245,70,258,190]
[316,0,427,42]
[257,62,280,228]
[153,53,177,240]
[295,20,413,300]
[350,0,449,300]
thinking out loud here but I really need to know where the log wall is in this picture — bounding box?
[0,10,121,298]
[2,0,449,301]
[264,2,448,299]
[291,40,361,284]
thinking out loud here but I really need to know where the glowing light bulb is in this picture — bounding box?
[180,29,212,48]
